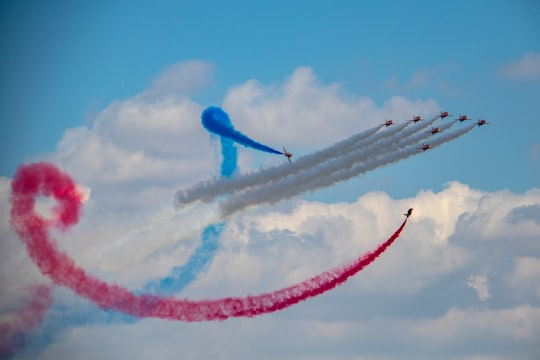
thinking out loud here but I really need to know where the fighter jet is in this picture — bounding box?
[439,111,451,119]
[382,119,394,127]
[456,114,470,122]
[407,115,422,123]
[476,118,489,126]
[428,127,442,135]
[404,208,413,218]
[283,146,293,164]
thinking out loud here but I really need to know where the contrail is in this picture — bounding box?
[202,106,283,155]
[10,162,408,321]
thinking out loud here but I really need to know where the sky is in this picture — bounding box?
[1,0,540,359]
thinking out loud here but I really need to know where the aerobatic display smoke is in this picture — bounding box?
[202,106,282,155]
[10,161,408,321]
[7,105,479,357]
[14,107,243,356]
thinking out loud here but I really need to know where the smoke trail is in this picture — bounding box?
[96,117,468,267]
[148,114,240,294]
[174,123,390,205]
[143,222,225,294]
[175,116,441,207]
[202,106,282,155]
[10,162,407,321]
[20,129,238,357]
[220,125,474,216]
[0,286,53,358]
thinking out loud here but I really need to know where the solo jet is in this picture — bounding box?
[439,111,451,119]
[283,146,293,164]
[456,114,470,122]
[476,118,489,126]
[408,115,422,123]
[428,127,442,135]
[418,144,431,151]
[404,208,413,218]
[383,119,394,127]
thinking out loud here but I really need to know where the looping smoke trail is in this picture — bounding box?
[18,113,242,357]
[202,106,282,155]
[10,162,407,322]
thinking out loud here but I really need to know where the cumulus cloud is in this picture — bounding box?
[2,62,540,359]
[148,60,214,97]
[508,256,540,299]
[499,51,540,80]
[222,66,439,148]
[467,274,491,301]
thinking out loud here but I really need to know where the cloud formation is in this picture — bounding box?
[499,51,540,80]
[15,181,540,360]
[2,61,539,359]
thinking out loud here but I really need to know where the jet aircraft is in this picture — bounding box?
[456,114,470,122]
[408,115,422,123]
[418,144,431,151]
[439,111,450,119]
[476,118,489,126]
[283,146,293,164]
[404,208,413,218]
[383,119,394,127]
[429,127,442,135]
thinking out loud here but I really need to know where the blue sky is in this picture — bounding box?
[2,0,539,189]
[1,1,540,359]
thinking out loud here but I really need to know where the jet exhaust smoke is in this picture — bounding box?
[202,106,282,155]
[10,162,407,321]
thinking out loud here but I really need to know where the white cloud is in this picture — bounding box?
[508,256,540,299]
[499,51,540,80]
[383,62,460,95]
[148,60,214,97]
[467,274,491,301]
[2,63,540,360]
[222,67,439,149]
[411,305,540,342]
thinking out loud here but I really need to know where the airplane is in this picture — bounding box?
[439,111,450,119]
[283,146,293,164]
[404,208,413,218]
[456,114,470,122]
[383,119,394,127]
[476,118,489,126]
[428,127,442,135]
[418,144,431,151]
[408,115,422,123]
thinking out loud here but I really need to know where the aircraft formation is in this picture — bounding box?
[279,110,489,163]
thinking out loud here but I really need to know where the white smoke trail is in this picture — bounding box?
[175,116,440,207]
[85,120,472,271]
[174,124,389,205]
[220,124,474,216]
[81,202,222,272]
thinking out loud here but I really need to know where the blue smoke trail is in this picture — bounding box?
[19,107,277,358]
[17,109,239,359]
[202,106,283,155]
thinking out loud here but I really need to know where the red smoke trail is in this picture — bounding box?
[10,162,407,321]
[0,286,53,358]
